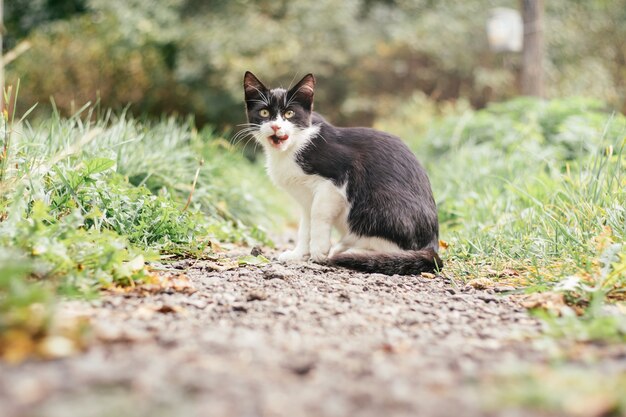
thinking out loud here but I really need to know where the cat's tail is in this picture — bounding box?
[328,248,443,276]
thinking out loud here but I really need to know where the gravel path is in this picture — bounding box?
[0,248,551,417]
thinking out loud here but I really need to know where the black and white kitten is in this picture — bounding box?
[243,71,442,275]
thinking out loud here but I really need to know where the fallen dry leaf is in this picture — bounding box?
[202,259,240,272]
[501,268,520,277]
[160,274,196,293]
[108,272,196,295]
[0,329,37,364]
[466,277,495,289]
[0,303,90,364]
[513,292,568,315]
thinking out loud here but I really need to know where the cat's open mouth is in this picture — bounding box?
[269,134,289,145]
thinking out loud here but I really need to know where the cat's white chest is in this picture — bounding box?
[266,153,320,200]
[265,151,348,223]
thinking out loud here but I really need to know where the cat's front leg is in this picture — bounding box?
[309,184,345,263]
[278,209,311,262]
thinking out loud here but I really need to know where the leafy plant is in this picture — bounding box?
[378,96,626,335]
[0,102,282,360]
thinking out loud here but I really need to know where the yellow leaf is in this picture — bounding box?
[467,277,494,289]
[1,330,36,364]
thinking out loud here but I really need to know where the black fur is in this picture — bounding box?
[330,249,442,276]
[296,114,440,252]
[243,72,442,275]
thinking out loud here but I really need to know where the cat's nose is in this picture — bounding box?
[270,124,280,132]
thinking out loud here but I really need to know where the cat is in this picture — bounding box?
[243,71,442,275]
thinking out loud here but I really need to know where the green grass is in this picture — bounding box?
[377,96,626,340]
[1,94,625,361]
[0,99,281,359]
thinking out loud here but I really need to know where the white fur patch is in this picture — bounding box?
[254,118,320,154]
[257,122,351,262]
[331,234,403,256]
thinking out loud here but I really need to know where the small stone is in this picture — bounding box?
[232,304,248,313]
[38,336,77,359]
[247,291,268,302]
[477,294,498,303]
[286,360,316,376]
[183,299,209,309]
[156,305,181,314]
[494,285,516,293]
[263,265,297,280]
[451,294,469,301]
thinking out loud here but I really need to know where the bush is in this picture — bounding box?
[378,96,626,290]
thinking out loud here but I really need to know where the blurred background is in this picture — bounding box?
[3,0,626,129]
[3,0,626,128]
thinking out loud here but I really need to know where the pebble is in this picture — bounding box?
[246,290,268,301]
[263,265,297,280]
[477,294,499,303]
[0,253,555,417]
[494,285,516,293]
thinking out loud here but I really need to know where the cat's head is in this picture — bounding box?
[243,71,315,152]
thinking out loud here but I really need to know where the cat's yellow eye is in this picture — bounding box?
[259,109,270,117]
[284,110,295,119]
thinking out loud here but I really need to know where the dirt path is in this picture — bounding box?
[1,248,554,417]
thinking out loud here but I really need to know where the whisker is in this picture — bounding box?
[287,71,301,91]
[249,86,270,106]
[234,128,256,142]
[246,99,268,105]
[231,127,256,137]
[231,131,257,147]
[238,136,256,157]
[317,132,329,144]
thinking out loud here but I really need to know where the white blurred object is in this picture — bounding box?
[486,7,523,53]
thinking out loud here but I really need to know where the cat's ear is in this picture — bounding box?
[288,74,315,110]
[243,71,268,100]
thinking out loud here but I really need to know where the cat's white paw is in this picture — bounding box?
[328,243,348,258]
[278,250,309,262]
[309,250,329,263]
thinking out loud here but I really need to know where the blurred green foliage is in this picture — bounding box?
[380,96,626,259]
[0,106,276,294]
[0,101,280,360]
[378,96,626,338]
[5,0,626,128]
[4,0,88,49]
